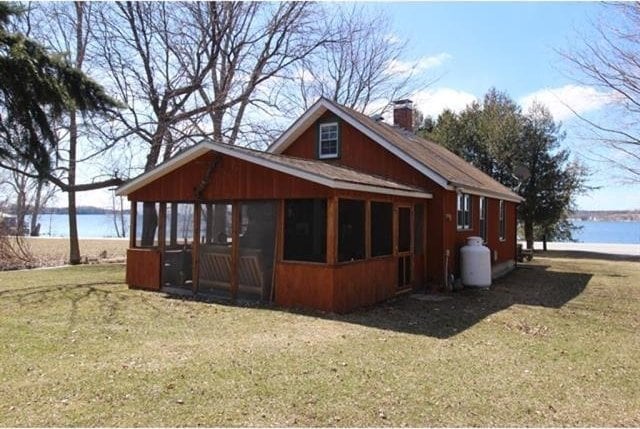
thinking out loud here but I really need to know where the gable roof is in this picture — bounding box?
[268,98,523,203]
[116,140,432,199]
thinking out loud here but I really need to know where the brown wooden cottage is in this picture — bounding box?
[116,98,523,313]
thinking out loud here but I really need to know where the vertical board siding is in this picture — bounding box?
[129,152,331,202]
[332,258,397,313]
[126,248,161,291]
[274,263,335,312]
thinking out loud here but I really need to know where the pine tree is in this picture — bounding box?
[422,90,587,249]
[0,2,118,178]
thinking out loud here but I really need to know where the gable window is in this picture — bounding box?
[457,193,472,230]
[318,122,339,159]
[479,197,487,242]
[499,199,506,241]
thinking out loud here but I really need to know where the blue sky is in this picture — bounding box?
[373,1,640,211]
[70,2,638,211]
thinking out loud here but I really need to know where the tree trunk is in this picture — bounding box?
[542,234,548,251]
[524,220,534,251]
[15,187,27,236]
[141,202,158,246]
[68,111,81,264]
[67,2,85,265]
[30,180,43,236]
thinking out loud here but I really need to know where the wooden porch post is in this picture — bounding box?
[365,200,371,259]
[192,203,201,294]
[158,203,166,288]
[270,199,284,303]
[129,201,137,248]
[170,202,178,247]
[230,201,240,300]
[205,203,213,244]
[326,196,338,265]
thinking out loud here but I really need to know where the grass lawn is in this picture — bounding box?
[1,252,639,426]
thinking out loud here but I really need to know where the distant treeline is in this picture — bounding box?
[572,210,640,221]
[41,206,131,215]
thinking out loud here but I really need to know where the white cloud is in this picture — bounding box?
[386,53,452,76]
[519,85,616,121]
[411,87,477,118]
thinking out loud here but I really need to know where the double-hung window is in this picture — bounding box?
[499,199,506,241]
[318,122,339,159]
[457,193,472,230]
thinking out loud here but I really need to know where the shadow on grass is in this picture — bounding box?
[331,264,592,339]
[163,262,593,339]
[0,278,170,335]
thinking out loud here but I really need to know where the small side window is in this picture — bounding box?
[499,200,506,241]
[318,122,339,159]
[457,193,472,230]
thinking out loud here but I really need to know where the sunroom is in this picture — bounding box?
[117,141,432,313]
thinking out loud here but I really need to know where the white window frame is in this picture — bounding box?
[499,199,506,241]
[457,192,472,230]
[318,122,339,159]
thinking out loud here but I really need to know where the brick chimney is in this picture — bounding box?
[393,99,414,132]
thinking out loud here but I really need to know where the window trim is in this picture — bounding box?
[499,199,506,241]
[317,121,340,159]
[456,192,472,231]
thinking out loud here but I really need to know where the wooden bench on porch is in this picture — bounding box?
[198,244,266,298]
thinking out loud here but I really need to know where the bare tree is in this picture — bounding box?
[0,157,57,236]
[14,2,124,263]
[90,2,328,244]
[560,3,640,182]
[287,4,431,115]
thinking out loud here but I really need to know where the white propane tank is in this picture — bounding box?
[460,236,491,288]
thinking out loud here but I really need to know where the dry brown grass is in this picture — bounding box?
[22,237,128,266]
[0,252,639,426]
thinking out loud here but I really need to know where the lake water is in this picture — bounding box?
[28,213,127,238]
[571,220,640,244]
[28,214,640,244]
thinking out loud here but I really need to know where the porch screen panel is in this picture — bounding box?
[371,202,393,257]
[135,201,159,247]
[283,199,326,263]
[237,201,277,301]
[398,207,411,253]
[338,199,365,262]
[162,203,194,289]
[198,203,233,297]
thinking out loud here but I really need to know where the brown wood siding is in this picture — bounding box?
[445,194,517,280]
[129,152,331,202]
[283,112,428,188]
[274,262,334,312]
[126,248,161,290]
[484,199,517,266]
[332,258,397,313]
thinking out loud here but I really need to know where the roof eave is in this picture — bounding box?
[454,184,524,203]
[117,140,433,200]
